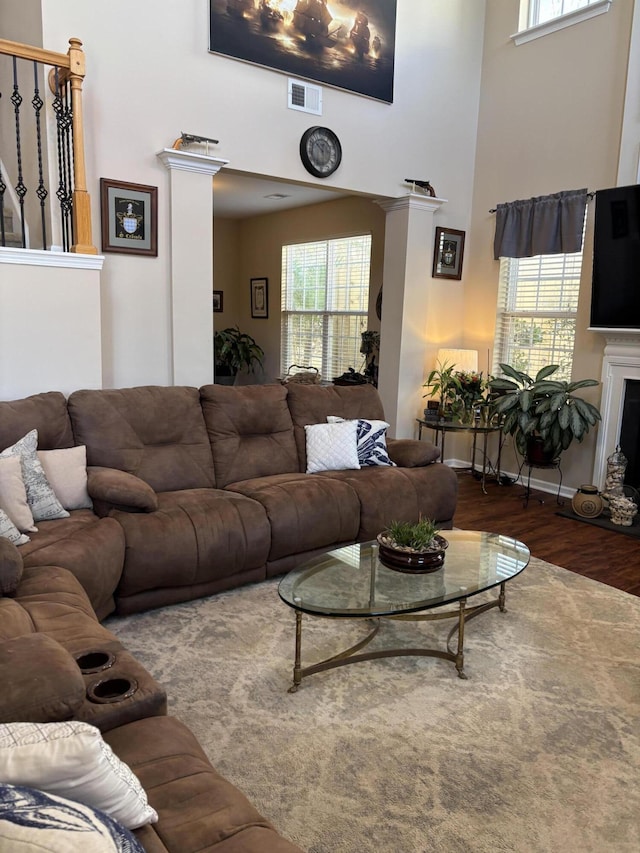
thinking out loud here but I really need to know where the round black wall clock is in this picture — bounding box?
[300,126,342,178]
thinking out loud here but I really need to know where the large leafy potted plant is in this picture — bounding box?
[214,326,264,385]
[488,363,601,462]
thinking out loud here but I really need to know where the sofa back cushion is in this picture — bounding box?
[0,392,74,452]
[200,384,299,487]
[286,383,387,471]
[68,386,216,492]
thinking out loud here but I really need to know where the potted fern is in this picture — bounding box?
[214,326,264,385]
[488,363,601,463]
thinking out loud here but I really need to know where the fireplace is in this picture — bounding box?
[592,332,640,489]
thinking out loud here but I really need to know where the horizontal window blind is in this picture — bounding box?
[493,248,583,380]
[281,235,371,380]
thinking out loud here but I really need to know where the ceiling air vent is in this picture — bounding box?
[287,78,322,115]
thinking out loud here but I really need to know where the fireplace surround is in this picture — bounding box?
[592,331,640,489]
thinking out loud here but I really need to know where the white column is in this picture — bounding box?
[376,193,446,438]
[157,148,228,386]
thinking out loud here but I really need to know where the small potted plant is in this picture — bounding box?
[488,363,601,464]
[377,517,448,572]
[422,360,462,420]
[214,326,265,385]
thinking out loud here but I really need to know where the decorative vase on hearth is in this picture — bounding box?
[602,446,627,505]
[571,485,604,519]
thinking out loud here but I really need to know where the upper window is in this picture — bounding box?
[514,0,611,45]
[493,248,584,382]
[529,0,598,26]
[281,234,371,382]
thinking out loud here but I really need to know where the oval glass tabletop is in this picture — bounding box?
[278,530,530,618]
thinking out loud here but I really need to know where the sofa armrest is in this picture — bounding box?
[0,537,23,597]
[87,466,158,513]
[386,438,441,468]
[0,633,86,723]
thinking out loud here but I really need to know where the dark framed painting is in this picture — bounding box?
[209,0,396,103]
[250,277,268,318]
[213,290,224,312]
[432,227,465,280]
[100,178,157,256]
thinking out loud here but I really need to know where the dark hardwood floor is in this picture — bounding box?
[452,469,640,597]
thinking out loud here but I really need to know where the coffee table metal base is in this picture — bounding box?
[288,582,507,691]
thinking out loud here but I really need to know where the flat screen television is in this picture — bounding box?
[590,183,640,330]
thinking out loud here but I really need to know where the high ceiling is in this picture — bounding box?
[212,170,351,219]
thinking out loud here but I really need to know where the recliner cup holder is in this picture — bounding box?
[87,677,138,704]
[74,650,116,674]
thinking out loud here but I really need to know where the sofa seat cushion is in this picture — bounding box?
[226,473,360,561]
[18,510,125,620]
[317,463,459,540]
[112,489,271,603]
[104,716,303,853]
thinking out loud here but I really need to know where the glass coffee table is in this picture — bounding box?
[278,530,530,691]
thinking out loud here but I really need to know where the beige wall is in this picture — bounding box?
[218,195,385,383]
[460,0,633,487]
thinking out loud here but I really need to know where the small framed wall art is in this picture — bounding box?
[432,227,465,280]
[250,277,268,319]
[212,290,223,312]
[100,178,158,256]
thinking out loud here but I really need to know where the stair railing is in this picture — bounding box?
[0,37,97,254]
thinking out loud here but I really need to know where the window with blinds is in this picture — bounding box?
[493,248,583,381]
[281,234,371,380]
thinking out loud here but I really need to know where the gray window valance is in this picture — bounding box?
[493,189,587,260]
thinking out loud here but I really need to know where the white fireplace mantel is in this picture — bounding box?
[592,329,640,488]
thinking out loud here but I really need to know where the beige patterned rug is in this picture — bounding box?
[107,557,640,853]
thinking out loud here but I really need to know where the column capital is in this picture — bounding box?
[157,148,229,176]
[375,192,447,215]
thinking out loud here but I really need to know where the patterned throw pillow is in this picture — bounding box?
[0,721,157,830]
[0,784,145,852]
[327,416,396,467]
[304,421,360,473]
[0,431,69,522]
[0,508,29,547]
[0,455,37,532]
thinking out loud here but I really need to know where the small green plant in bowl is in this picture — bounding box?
[377,518,448,573]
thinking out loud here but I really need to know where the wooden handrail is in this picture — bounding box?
[0,37,97,254]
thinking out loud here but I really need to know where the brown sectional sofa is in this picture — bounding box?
[0,380,458,851]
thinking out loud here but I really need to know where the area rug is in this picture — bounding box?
[106,558,640,853]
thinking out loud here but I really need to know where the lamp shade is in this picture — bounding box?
[436,348,478,374]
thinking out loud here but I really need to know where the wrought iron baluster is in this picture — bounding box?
[0,151,6,247]
[32,60,48,249]
[11,56,27,248]
[52,67,74,252]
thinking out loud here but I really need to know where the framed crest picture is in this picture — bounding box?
[100,178,158,256]
[212,290,223,312]
[432,227,465,280]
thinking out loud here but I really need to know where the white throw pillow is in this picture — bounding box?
[305,421,360,474]
[0,509,29,546]
[0,455,37,532]
[0,431,69,522]
[0,784,145,852]
[38,446,92,511]
[327,416,396,467]
[0,721,157,830]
